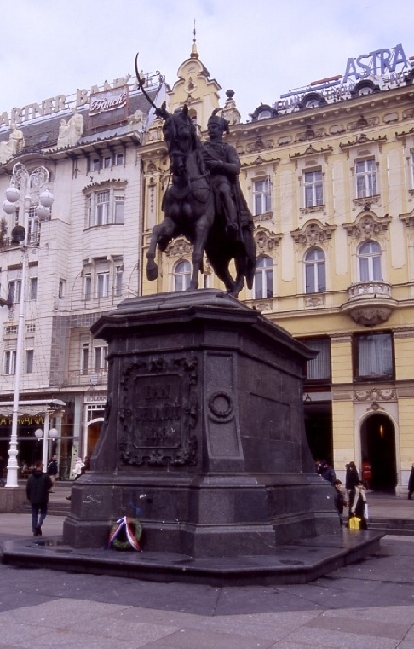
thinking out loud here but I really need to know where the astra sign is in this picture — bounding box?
[343,43,409,83]
[276,43,413,112]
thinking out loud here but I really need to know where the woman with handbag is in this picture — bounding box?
[349,481,368,530]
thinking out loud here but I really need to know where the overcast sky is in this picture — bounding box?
[0,0,413,123]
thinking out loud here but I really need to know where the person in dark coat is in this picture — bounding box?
[345,461,359,499]
[408,464,414,500]
[26,461,53,536]
[333,479,347,527]
[47,454,58,491]
[321,461,336,485]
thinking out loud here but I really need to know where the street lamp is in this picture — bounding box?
[34,419,60,470]
[3,162,54,488]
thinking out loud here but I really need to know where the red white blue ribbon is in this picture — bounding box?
[107,516,141,551]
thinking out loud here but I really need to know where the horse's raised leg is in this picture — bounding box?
[146,221,175,282]
[146,229,160,281]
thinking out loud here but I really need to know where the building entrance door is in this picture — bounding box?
[87,419,103,457]
[304,403,333,466]
[360,413,397,492]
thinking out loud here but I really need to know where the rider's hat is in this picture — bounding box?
[208,109,229,132]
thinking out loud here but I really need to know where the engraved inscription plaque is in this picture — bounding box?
[134,374,181,449]
[119,356,198,467]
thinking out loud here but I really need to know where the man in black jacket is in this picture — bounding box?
[26,461,53,536]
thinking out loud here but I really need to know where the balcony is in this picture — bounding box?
[62,370,108,388]
[341,281,397,326]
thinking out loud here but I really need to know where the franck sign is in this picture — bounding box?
[89,86,129,130]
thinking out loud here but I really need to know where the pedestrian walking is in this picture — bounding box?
[47,454,58,491]
[333,479,347,527]
[408,463,414,500]
[25,460,53,536]
[345,461,360,500]
[66,456,85,501]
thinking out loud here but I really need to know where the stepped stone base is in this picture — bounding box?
[63,291,339,557]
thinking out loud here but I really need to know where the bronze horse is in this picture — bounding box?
[145,105,216,291]
[137,57,255,297]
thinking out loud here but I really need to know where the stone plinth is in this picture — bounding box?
[63,290,338,554]
[0,486,27,513]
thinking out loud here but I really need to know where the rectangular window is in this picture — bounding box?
[304,170,323,207]
[116,153,124,166]
[59,279,66,299]
[81,343,89,375]
[29,277,38,300]
[359,255,382,282]
[92,158,101,171]
[411,151,414,188]
[302,338,331,381]
[104,156,112,168]
[115,265,123,296]
[84,274,91,300]
[96,190,110,225]
[254,261,273,299]
[4,350,16,375]
[356,159,377,198]
[114,195,124,224]
[94,345,107,372]
[354,332,394,379]
[97,272,109,298]
[253,179,271,216]
[8,280,21,304]
[87,189,125,228]
[26,349,34,374]
[28,207,42,243]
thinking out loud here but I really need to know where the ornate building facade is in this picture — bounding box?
[0,73,161,478]
[1,42,414,492]
[141,43,414,492]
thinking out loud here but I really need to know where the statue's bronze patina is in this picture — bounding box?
[136,56,256,297]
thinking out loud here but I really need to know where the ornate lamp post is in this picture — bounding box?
[2,163,54,487]
[34,416,60,470]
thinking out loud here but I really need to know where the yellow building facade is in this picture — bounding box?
[141,44,414,492]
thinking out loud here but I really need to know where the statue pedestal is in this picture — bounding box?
[63,291,338,554]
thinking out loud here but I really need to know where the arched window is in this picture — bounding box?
[254,256,273,298]
[173,260,191,291]
[305,247,325,293]
[188,108,197,127]
[358,241,382,281]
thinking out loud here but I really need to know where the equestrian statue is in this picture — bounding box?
[135,55,256,298]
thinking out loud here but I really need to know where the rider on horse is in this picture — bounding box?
[202,110,245,240]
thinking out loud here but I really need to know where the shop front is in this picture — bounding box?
[0,399,65,480]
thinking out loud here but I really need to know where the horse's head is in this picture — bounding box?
[163,105,197,156]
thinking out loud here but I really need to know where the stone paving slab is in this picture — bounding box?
[0,538,413,648]
[0,501,413,648]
